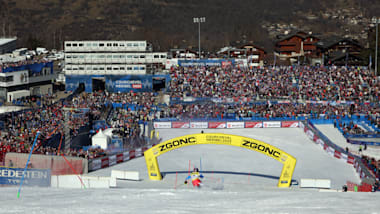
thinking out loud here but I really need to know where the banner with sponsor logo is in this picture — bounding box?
[263,121,281,128]
[153,122,171,129]
[172,122,190,128]
[208,122,226,129]
[226,122,244,129]
[109,155,117,166]
[245,121,263,128]
[281,121,299,128]
[178,59,235,67]
[144,133,296,187]
[0,167,51,187]
[190,122,208,129]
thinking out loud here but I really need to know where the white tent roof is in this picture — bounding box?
[103,128,114,138]
[93,129,108,139]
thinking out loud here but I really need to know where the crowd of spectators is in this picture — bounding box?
[0,58,51,71]
[0,92,109,163]
[361,155,380,180]
[169,65,379,102]
[0,64,379,184]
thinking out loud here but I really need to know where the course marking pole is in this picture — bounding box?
[174,172,178,189]
[61,154,86,189]
[17,131,40,198]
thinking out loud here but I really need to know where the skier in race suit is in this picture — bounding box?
[184,168,204,187]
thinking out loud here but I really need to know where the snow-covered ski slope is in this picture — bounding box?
[1,128,379,214]
[316,124,380,160]
[90,128,360,190]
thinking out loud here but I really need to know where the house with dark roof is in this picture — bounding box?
[274,31,320,59]
[217,41,266,67]
[316,38,364,66]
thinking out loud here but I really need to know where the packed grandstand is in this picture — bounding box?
[0,64,379,186]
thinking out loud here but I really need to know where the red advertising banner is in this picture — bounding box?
[116,154,124,163]
[101,157,109,168]
[208,122,226,129]
[129,150,136,159]
[172,122,190,128]
[281,121,299,128]
[245,122,263,128]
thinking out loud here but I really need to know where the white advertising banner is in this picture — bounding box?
[226,122,244,129]
[153,122,171,129]
[263,121,281,128]
[190,122,208,129]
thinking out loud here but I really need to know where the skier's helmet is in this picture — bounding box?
[193,167,199,172]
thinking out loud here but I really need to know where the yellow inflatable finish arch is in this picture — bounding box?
[144,133,297,187]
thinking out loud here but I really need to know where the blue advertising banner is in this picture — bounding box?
[0,167,51,187]
[105,75,153,92]
[178,59,235,67]
[2,62,53,74]
[66,74,170,93]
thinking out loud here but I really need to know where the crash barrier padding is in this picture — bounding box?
[51,175,116,188]
[302,121,377,183]
[5,153,88,175]
[144,133,296,188]
[88,144,156,172]
[111,170,140,181]
[300,179,331,189]
[346,181,373,192]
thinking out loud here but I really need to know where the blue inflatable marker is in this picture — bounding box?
[17,131,40,198]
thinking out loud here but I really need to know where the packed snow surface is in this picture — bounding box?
[1,128,379,214]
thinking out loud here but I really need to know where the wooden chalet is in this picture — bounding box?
[275,31,320,58]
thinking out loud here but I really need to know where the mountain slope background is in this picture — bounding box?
[1,0,379,51]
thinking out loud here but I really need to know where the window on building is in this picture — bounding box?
[99,67,105,70]
[79,43,84,47]
[140,67,145,70]
[127,43,132,47]
[107,43,112,47]
[119,43,125,47]
[139,43,145,47]
[113,43,118,47]
[154,55,159,58]
[79,67,85,70]
[140,55,145,58]
[107,67,112,70]
[92,43,97,47]
[66,43,72,47]
[133,43,138,47]
[120,67,125,70]
[72,43,78,47]
[99,43,104,47]
[127,67,132,70]
[93,67,98,71]
[160,55,166,58]
[113,67,119,70]
[107,55,112,59]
